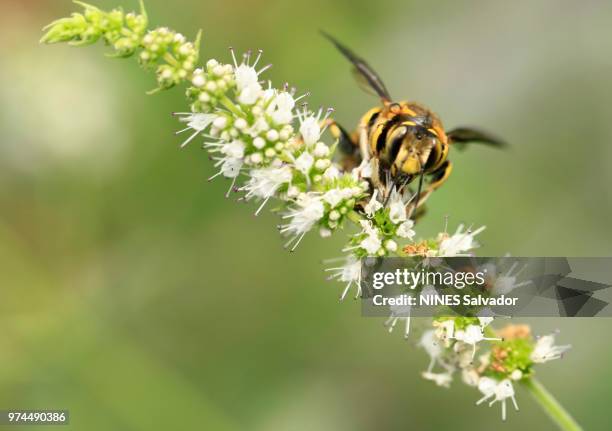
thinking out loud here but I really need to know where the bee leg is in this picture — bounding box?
[407,160,453,219]
[412,172,425,215]
[329,120,357,155]
[322,119,360,169]
[358,125,370,162]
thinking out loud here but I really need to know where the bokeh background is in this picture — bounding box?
[1,0,612,429]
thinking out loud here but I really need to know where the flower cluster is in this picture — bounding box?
[41,1,200,92]
[139,27,201,91]
[41,1,147,56]
[341,188,417,257]
[42,3,577,426]
[186,59,235,112]
[174,56,342,214]
[420,319,570,421]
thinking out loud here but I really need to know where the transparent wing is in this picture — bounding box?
[322,31,392,102]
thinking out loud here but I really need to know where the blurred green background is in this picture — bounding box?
[1,0,611,429]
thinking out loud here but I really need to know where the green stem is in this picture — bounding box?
[219,95,244,118]
[521,378,583,431]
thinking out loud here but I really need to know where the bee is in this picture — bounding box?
[322,33,506,217]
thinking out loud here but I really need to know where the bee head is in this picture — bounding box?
[390,124,440,176]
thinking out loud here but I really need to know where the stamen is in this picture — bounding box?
[290,232,306,252]
[180,130,201,148]
[476,393,493,405]
[404,317,411,338]
[207,171,223,181]
[229,47,237,67]
[258,64,272,74]
[175,127,191,134]
[511,396,519,411]
[254,196,271,216]
[252,49,263,67]
[225,176,237,198]
[340,282,351,301]
[294,92,310,102]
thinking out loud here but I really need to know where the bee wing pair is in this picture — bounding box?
[322,32,506,149]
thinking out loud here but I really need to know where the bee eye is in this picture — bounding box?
[415,131,423,140]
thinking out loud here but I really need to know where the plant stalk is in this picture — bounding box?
[521,378,583,431]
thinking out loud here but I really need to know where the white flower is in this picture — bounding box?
[360,235,381,255]
[419,329,443,372]
[452,324,501,359]
[213,116,228,129]
[314,158,330,170]
[174,112,216,148]
[385,239,398,252]
[351,159,372,180]
[476,378,519,422]
[250,117,270,137]
[438,225,486,256]
[313,142,330,158]
[286,186,300,198]
[221,140,245,159]
[530,334,571,363]
[231,50,269,105]
[319,227,332,238]
[279,193,324,251]
[326,255,362,300]
[242,166,293,215]
[476,376,497,402]
[490,261,532,295]
[384,298,412,338]
[299,115,320,146]
[266,129,279,142]
[294,151,314,175]
[388,189,407,224]
[266,91,295,125]
[510,370,523,381]
[323,165,340,180]
[477,316,494,329]
[202,139,245,194]
[322,188,345,208]
[364,189,383,217]
[234,64,259,91]
[462,368,480,386]
[396,220,415,239]
[422,371,453,388]
[238,83,262,105]
[340,220,382,256]
[297,107,332,146]
[213,156,242,180]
